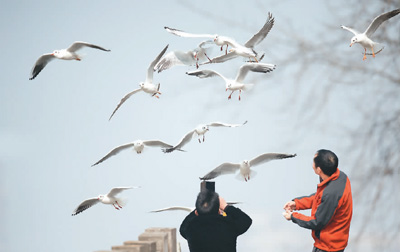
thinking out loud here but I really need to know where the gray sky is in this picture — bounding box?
[1,0,398,252]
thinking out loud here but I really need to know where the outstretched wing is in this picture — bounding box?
[72,197,99,216]
[143,140,173,148]
[67,41,110,52]
[186,69,227,83]
[249,153,297,167]
[208,121,247,128]
[163,130,196,153]
[203,52,239,65]
[29,53,55,80]
[150,206,194,213]
[92,143,135,166]
[200,162,240,180]
[109,88,142,120]
[164,26,215,38]
[244,12,275,48]
[107,186,136,197]
[365,9,400,37]
[235,63,275,83]
[146,44,168,82]
[340,25,360,36]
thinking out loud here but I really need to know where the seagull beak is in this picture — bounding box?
[349,43,353,47]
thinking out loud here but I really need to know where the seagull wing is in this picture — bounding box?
[244,12,275,48]
[72,197,99,216]
[164,26,214,38]
[340,25,360,36]
[107,186,136,197]
[204,52,239,64]
[186,69,227,83]
[150,206,194,213]
[146,44,168,82]
[163,130,196,153]
[200,162,240,180]
[109,88,142,120]
[29,53,55,80]
[365,9,400,37]
[67,41,110,52]
[235,63,275,83]
[155,51,190,73]
[249,153,297,167]
[92,143,135,166]
[143,140,173,148]
[207,120,247,128]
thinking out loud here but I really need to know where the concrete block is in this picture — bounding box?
[111,244,146,252]
[124,240,157,252]
[138,231,168,252]
[144,228,176,252]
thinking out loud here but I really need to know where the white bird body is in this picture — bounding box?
[109,45,168,120]
[163,121,247,153]
[200,153,297,182]
[29,41,110,80]
[341,8,400,60]
[92,139,173,166]
[72,186,139,216]
[187,63,275,100]
[155,40,213,72]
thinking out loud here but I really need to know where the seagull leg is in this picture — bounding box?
[225,44,228,55]
[371,47,376,58]
[238,90,242,101]
[116,201,123,209]
[198,138,201,143]
[76,58,81,61]
[253,57,258,63]
[204,53,212,62]
[113,204,120,210]
[363,48,367,61]
[228,91,234,100]
[203,135,205,142]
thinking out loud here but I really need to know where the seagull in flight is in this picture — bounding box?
[164,12,274,58]
[29,41,110,80]
[92,139,174,166]
[154,40,213,72]
[187,63,275,100]
[108,45,168,120]
[341,9,400,60]
[200,153,297,182]
[72,186,139,216]
[163,121,247,153]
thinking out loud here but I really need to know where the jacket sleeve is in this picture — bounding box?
[291,192,338,231]
[224,205,252,235]
[294,193,315,210]
[179,210,197,239]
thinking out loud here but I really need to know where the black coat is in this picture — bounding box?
[179,205,252,252]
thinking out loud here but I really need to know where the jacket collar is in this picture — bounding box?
[318,168,340,188]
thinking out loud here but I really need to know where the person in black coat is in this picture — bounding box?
[180,190,252,252]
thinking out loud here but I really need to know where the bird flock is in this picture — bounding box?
[28,9,400,215]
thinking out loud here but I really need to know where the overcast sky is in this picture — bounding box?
[1,1,398,252]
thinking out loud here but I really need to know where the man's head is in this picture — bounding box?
[195,190,220,215]
[313,149,338,176]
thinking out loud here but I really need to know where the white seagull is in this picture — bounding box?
[92,139,174,166]
[29,41,110,80]
[165,12,274,60]
[341,9,400,60]
[154,40,213,72]
[187,63,275,100]
[200,153,297,182]
[163,121,247,153]
[72,186,139,216]
[108,45,168,120]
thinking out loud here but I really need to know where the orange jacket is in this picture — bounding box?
[291,169,353,252]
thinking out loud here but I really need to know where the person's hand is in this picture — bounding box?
[219,197,228,214]
[283,201,296,211]
[282,210,292,221]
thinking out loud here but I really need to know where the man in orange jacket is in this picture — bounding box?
[283,149,353,252]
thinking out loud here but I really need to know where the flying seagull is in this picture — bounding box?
[164,12,274,58]
[154,40,213,72]
[108,44,168,120]
[92,139,174,166]
[163,121,247,153]
[200,153,297,182]
[341,9,400,60]
[29,41,110,80]
[72,186,139,216]
[187,63,275,100]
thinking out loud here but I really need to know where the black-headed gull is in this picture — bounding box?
[200,153,297,182]
[92,139,174,166]
[154,40,213,72]
[29,41,110,80]
[72,186,139,216]
[165,12,274,60]
[108,45,168,120]
[187,63,275,100]
[163,121,247,153]
[341,9,400,60]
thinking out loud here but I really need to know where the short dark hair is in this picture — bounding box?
[314,149,338,176]
[195,190,219,215]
